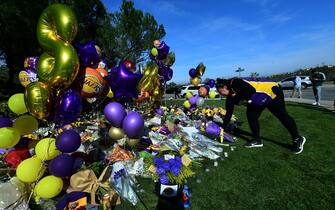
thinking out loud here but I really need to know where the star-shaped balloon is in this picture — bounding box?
[105,62,142,99]
[75,40,101,68]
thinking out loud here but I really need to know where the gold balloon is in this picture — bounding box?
[25,82,53,120]
[36,4,79,89]
[126,138,140,147]
[138,65,162,100]
[196,62,206,77]
[190,77,201,86]
[109,127,125,141]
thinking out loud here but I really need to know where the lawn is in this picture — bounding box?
[116,100,335,210]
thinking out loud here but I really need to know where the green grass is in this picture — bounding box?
[116,100,335,210]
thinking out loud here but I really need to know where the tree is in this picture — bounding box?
[0,0,49,85]
[235,67,245,77]
[250,72,259,78]
[0,0,109,85]
[100,0,166,66]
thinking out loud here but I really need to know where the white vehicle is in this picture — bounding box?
[180,84,219,98]
[279,76,312,89]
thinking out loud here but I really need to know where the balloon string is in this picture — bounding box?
[26,136,53,208]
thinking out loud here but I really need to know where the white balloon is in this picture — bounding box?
[196,97,205,106]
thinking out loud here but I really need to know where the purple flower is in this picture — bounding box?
[154,157,164,166]
[161,162,170,171]
[171,166,180,176]
[159,174,169,184]
[156,167,166,175]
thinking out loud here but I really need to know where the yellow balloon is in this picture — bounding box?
[13,115,39,135]
[37,4,79,89]
[35,138,60,161]
[209,91,216,99]
[0,127,21,148]
[35,175,63,198]
[190,77,201,86]
[185,91,193,99]
[109,126,125,141]
[183,100,191,109]
[24,82,53,120]
[16,157,45,183]
[107,88,114,98]
[8,93,28,115]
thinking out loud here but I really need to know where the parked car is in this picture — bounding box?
[278,76,312,89]
[180,84,219,98]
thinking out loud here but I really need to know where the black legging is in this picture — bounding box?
[246,86,299,142]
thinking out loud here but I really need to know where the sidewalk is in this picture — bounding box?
[285,97,334,110]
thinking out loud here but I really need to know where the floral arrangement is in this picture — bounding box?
[146,154,195,185]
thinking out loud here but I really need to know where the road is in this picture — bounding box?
[165,84,335,102]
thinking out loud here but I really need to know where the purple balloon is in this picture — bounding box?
[122,111,144,138]
[105,62,142,99]
[49,154,74,177]
[189,95,199,105]
[208,79,216,88]
[189,68,197,78]
[156,60,173,82]
[55,89,82,125]
[75,40,100,68]
[0,117,13,128]
[25,56,39,69]
[104,102,126,128]
[157,41,170,60]
[155,108,164,116]
[56,129,81,153]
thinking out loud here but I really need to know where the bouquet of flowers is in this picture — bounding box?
[146,154,194,185]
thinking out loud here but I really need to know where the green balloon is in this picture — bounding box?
[151,48,158,57]
[0,127,21,149]
[8,93,28,115]
[13,115,39,135]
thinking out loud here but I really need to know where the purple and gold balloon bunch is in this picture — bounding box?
[104,102,144,146]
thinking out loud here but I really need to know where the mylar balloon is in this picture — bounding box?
[24,82,53,120]
[36,4,79,89]
[80,68,108,98]
[190,77,201,86]
[198,86,208,97]
[54,89,82,125]
[19,68,38,87]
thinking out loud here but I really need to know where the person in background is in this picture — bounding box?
[310,69,326,105]
[291,75,302,98]
[216,78,306,154]
[174,87,180,99]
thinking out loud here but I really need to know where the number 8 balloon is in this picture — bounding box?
[36,4,79,89]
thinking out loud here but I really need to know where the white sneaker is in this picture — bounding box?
[312,102,317,105]
[317,103,321,106]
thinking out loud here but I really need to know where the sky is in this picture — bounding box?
[102,0,335,83]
